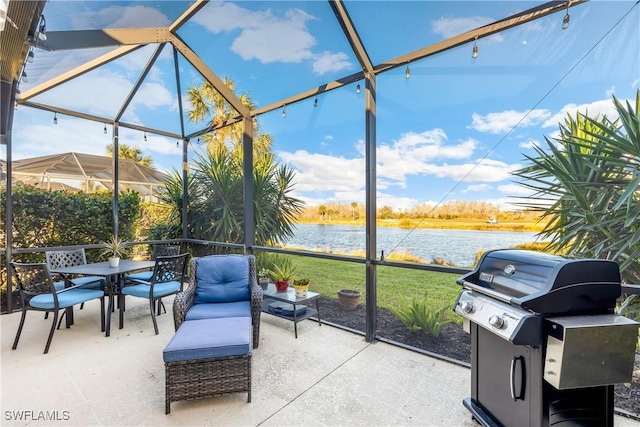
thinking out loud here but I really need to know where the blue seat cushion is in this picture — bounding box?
[185,301,251,321]
[163,317,252,363]
[53,276,105,291]
[30,289,104,309]
[194,256,250,304]
[121,281,180,299]
[127,271,152,281]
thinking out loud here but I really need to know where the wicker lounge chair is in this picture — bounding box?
[173,254,262,349]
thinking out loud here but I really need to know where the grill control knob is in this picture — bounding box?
[489,315,505,329]
[460,301,474,313]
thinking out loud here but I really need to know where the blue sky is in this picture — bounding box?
[9,0,640,212]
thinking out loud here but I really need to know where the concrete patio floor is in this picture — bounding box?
[1,296,639,427]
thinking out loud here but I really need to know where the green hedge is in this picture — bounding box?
[1,185,140,262]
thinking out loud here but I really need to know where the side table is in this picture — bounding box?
[261,283,321,338]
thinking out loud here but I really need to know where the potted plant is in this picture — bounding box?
[293,277,310,298]
[100,235,128,267]
[258,268,270,290]
[338,289,361,311]
[267,263,297,292]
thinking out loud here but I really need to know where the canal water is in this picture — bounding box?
[284,223,542,268]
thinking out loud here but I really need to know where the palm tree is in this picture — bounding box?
[155,77,304,252]
[186,77,272,159]
[157,146,303,251]
[106,143,153,167]
[512,91,639,283]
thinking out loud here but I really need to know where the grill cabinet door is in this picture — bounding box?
[475,326,533,426]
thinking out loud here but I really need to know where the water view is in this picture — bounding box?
[285,223,542,268]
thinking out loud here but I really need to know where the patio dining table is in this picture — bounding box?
[51,259,155,337]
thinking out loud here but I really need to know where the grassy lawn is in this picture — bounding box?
[289,254,464,323]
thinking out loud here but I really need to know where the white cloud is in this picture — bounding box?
[497,183,532,196]
[541,98,620,128]
[431,16,504,42]
[312,51,352,75]
[376,194,419,212]
[377,130,478,184]
[279,150,364,192]
[192,1,351,74]
[280,128,521,206]
[519,138,541,149]
[462,184,492,193]
[421,159,519,182]
[471,109,551,134]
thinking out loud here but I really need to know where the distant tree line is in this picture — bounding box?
[298,200,542,222]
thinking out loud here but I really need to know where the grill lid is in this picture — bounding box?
[457,249,621,315]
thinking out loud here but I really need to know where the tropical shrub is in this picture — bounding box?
[391,294,452,337]
[512,91,639,284]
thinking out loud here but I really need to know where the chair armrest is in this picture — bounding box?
[173,280,195,331]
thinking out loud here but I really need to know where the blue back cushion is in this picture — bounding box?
[194,255,250,304]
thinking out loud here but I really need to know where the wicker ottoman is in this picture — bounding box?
[163,317,252,414]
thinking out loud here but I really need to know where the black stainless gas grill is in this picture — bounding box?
[455,249,639,427]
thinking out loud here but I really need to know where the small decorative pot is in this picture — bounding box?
[275,280,289,292]
[337,289,361,311]
[108,257,120,267]
[259,277,270,290]
[294,286,308,298]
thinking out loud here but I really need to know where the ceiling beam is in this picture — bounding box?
[170,33,250,118]
[20,45,142,100]
[329,0,374,74]
[20,101,182,139]
[374,0,587,75]
[37,27,173,51]
[115,43,167,121]
[169,0,209,33]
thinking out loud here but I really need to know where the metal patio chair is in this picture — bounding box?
[10,262,106,354]
[119,253,189,335]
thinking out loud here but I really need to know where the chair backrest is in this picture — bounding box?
[11,262,56,300]
[152,245,180,260]
[45,249,87,270]
[192,254,256,305]
[150,253,189,285]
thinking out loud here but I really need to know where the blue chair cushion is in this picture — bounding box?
[53,276,104,291]
[194,256,250,304]
[185,301,251,321]
[30,289,104,309]
[127,271,152,281]
[162,317,252,363]
[121,281,181,298]
[72,276,105,288]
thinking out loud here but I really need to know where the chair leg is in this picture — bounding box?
[150,298,159,335]
[100,296,105,332]
[156,298,166,315]
[44,311,59,354]
[118,294,125,330]
[56,310,68,330]
[80,302,85,310]
[12,309,27,350]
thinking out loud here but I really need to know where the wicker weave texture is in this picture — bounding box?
[165,354,251,414]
